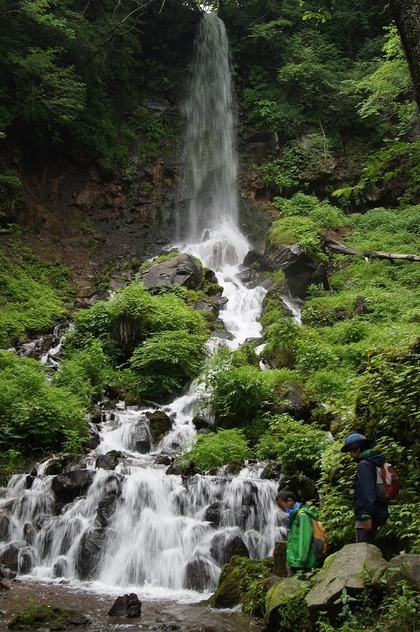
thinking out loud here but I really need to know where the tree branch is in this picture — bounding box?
[323,237,420,262]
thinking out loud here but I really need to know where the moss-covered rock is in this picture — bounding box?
[210,555,273,613]
[265,575,312,632]
[8,601,89,630]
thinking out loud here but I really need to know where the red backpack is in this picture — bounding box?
[376,462,400,503]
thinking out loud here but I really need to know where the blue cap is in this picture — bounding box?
[341,433,375,453]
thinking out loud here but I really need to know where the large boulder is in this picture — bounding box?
[140,253,202,292]
[95,492,120,528]
[261,243,329,299]
[210,556,273,609]
[95,450,123,470]
[0,512,11,541]
[270,381,312,420]
[0,541,34,573]
[305,543,387,614]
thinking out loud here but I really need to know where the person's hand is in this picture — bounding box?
[362,518,373,532]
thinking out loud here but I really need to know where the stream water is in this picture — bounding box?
[0,12,288,629]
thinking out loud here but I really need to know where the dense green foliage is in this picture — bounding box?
[184,428,251,471]
[0,247,72,347]
[0,350,87,470]
[61,280,209,402]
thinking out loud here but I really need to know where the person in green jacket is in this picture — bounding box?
[276,490,319,576]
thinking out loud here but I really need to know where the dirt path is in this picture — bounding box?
[0,578,263,632]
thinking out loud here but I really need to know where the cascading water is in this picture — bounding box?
[179,12,239,242]
[0,13,287,603]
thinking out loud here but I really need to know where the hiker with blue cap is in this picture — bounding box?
[341,433,388,543]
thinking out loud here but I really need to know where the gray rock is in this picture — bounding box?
[184,553,215,591]
[141,253,203,292]
[108,593,142,617]
[261,243,330,299]
[305,543,387,613]
[375,553,420,593]
[210,528,250,565]
[52,469,95,504]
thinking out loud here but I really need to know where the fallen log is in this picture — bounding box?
[323,237,420,262]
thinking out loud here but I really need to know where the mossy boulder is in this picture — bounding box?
[8,601,89,630]
[146,410,173,443]
[210,555,273,610]
[265,575,312,632]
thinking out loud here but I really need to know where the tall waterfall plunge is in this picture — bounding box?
[0,14,287,602]
[180,12,239,243]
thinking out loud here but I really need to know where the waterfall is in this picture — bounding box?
[180,12,239,242]
[0,13,287,602]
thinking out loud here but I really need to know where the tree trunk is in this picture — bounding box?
[323,237,420,262]
[390,0,420,109]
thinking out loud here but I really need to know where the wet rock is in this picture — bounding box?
[53,556,69,579]
[52,470,95,504]
[210,528,249,565]
[192,415,212,431]
[108,593,142,617]
[95,450,123,470]
[155,454,173,466]
[184,554,215,592]
[75,528,106,580]
[23,523,37,546]
[88,422,101,449]
[0,542,30,573]
[95,493,120,528]
[146,411,173,443]
[204,502,225,527]
[260,243,330,299]
[0,513,11,541]
[132,422,152,453]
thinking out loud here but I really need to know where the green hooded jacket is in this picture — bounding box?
[286,505,319,570]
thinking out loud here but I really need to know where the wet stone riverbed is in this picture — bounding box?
[0,578,264,632]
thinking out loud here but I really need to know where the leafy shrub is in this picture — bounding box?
[268,216,322,257]
[263,317,300,368]
[256,413,330,478]
[355,341,420,462]
[108,283,207,353]
[0,351,87,456]
[53,340,114,402]
[127,330,207,401]
[199,350,297,429]
[184,428,251,471]
[272,193,347,232]
[0,250,71,347]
